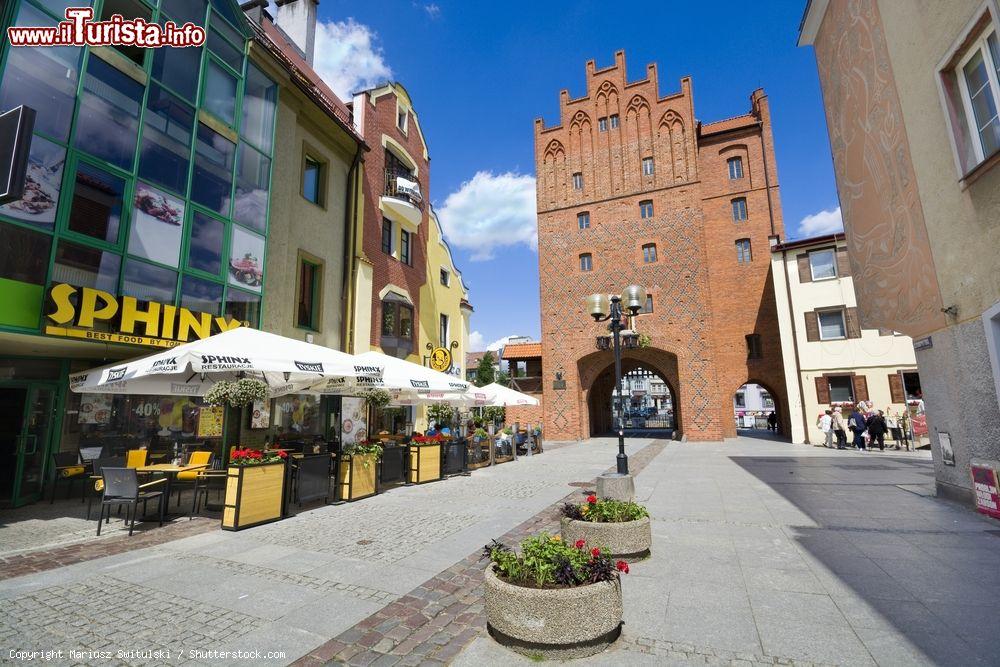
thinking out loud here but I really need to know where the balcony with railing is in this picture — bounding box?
[381,170,424,229]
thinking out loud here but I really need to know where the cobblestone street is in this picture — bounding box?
[2,438,999,666]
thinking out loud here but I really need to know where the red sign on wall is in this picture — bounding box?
[971,465,1000,520]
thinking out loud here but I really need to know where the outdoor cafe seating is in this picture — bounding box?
[95,467,166,536]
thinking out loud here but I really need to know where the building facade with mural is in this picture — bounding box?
[799,0,1000,502]
[534,50,788,441]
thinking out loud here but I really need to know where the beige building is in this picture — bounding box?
[771,234,920,444]
[799,0,1000,502]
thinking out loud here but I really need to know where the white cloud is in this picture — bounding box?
[423,3,441,18]
[468,331,485,351]
[312,19,392,100]
[797,207,844,237]
[437,172,537,261]
[487,335,528,352]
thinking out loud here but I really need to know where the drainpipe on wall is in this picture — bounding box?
[341,145,364,352]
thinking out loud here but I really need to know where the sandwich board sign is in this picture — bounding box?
[0,105,36,206]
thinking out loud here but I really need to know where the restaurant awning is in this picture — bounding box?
[307,350,471,396]
[477,383,540,406]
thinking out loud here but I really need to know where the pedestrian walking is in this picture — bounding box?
[767,412,777,432]
[831,407,848,449]
[867,410,888,451]
[817,410,833,447]
[848,405,868,450]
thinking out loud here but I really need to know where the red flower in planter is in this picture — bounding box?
[574,539,586,549]
[586,494,597,504]
[591,547,601,557]
[616,560,629,574]
[278,450,288,459]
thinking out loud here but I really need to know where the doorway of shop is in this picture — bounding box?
[0,383,58,507]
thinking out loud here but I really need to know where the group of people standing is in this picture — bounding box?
[816,402,890,451]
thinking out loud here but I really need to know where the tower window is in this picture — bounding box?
[728,156,744,179]
[732,197,748,221]
[642,243,657,263]
[736,238,752,264]
[598,117,608,132]
[572,172,583,190]
[579,253,593,272]
[578,211,590,229]
[642,157,654,176]
[639,200,654,219]
[610,114,619,129]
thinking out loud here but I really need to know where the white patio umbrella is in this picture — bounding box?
[70,327,379,397]
[478,383,540,406]
[307,350,471,396]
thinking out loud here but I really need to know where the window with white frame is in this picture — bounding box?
[735,238,752,264]
[732,197,748,221]
[639,200,654,219]
[727,156,744,179]
[578,211,590,229]
[598,117,608,132]
[610,114,619,129]
[440,268,450,286]
[642,243,657,263]
[818,309,847,340]
[827,375,854,403]
[642,157,654,176]
[957,29,1000,162]
[397,107,408,133]
[572,172,583,190]
[809,248,837,280]
[579,253,593,271]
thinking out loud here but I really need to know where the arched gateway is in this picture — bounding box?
[580,349,681,437]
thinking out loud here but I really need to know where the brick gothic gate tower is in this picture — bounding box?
[534,51,788,441]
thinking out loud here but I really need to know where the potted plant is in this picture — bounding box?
[408,433,443,483]
[205,378,269,407]
[222,448,288,531]
[483,532,628,659]
[495,427,514,464]
[469,427,491,469]
[560,493,651,560]
[337,440,383,501]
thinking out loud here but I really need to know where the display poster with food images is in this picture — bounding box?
[341,397,367,445]
[78,394,112,424]
[197,405,225,438]
[250,399,270,429]
[228,226,265,293]
[153,396,198,437]
[0,136,65,227]
[128,183,185,267]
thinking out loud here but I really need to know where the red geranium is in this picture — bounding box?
[574,539,586,549]
[278,450,288,459]
[616,560,629,574]
[591,547,601,557]
[586,494,597,504]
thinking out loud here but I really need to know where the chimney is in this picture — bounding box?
[274,0,317,66]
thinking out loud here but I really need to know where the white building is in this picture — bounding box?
[771,234,921,444]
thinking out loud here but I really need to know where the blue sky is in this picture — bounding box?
[306,0,842,350]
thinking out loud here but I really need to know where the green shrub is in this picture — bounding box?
[483,532,629,588]
[561,493,650,523]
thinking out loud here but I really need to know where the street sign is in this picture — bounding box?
[0,106,36,205]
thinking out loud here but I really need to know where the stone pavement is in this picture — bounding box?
[0,437,651,666]
[455,440,1000,666]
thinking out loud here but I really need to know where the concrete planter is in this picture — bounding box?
[560,516,651,560]
[483,566,623,659]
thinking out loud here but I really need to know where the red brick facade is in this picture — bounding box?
[354,87,430,354]
[534,51,788,441]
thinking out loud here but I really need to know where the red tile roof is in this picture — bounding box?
[700,114,757,136]
[502,342,542,360]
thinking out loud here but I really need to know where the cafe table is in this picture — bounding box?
[136,463,208,519]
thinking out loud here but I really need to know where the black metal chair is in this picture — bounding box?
[86,455,125,520]
[50,451,87,503]
[96,467,166,536]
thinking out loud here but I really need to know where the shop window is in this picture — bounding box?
[728,156,744,179]
[181,275,224,314]
[187,211,225,275]
[128,183,185,267]
[241,64,277,154]
[75,57,143,170]
[99,0,152,66]
[732,197,748,221]
[380,296,414,358]
[151,39,202,103]
[0,136,66,230]
[138,84,195,196]
[191,123,236,215]
[302,156,324,205]
[0,3,81,141]
[52,241,121,292]
[400,229,412,265]
[67,163,126,245]
[639,200,654,219]
[225,288,261,326]
[809,248,837,280]
[161,0,207,24]
[296,259,321,330]
[827,375,854,403]
[274,394,322,436]
[234,143,271,233]
[203,59,238,126]
[122,259,177,303]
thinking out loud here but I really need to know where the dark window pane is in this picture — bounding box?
[36,0,92,16]
[138,84,195,195]
[67,163,125,244]
[208,0,242,32]
[181,275,223,314]
[204,60,237,126]
[187,211,224,275]
[303,158,321,203]
[160,0,207,24]
[0,135,65,229]
[122,259,177,303]
[381,219,392,254]
[151,41,202,102]
[297,261,317,328]
[99,0,152,66]
[208,26,243,72]
[399,305,413,339]
[74,58,143,170]
[225,288,260,327]
[381,302,395,335]
[0,3,81,141]
[242,64,277,153]
[191,124,235,215]
[52,241,120,291]
[234,144,270,232]
[0,223,51,285]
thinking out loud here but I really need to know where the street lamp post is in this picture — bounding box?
[588,285,645,475]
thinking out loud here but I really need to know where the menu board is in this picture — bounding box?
[971,464,1000,520]
[250,400,270,429]
[341,397,367,445]
[197,405,225,438]
[78,394,112,424]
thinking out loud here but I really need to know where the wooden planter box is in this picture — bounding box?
[222,461,287,531]
[408,444,442,484]
[337,453,379,501]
